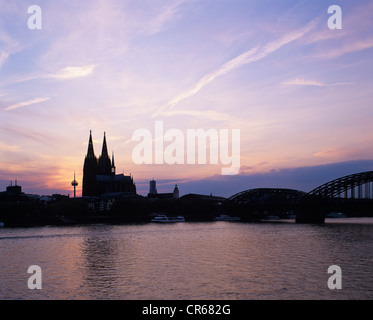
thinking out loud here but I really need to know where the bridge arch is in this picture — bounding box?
[226,171,373,223]
[227,188,307,220]
[308,171,373,199]
[228,188,307,205]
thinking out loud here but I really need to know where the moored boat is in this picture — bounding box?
[214,214,240,221]
[151,214,185,223]
[326,212,347,218]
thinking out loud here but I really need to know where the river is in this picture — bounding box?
[0,218,372,300]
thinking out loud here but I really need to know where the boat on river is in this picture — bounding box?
[213,215,240,221]
[326,212,347,218]
[151,214,185,223]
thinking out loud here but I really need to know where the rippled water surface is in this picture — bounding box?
[1,218,372,300]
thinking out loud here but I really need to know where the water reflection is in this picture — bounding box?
[0,219,372,299]
[80,225,121,298]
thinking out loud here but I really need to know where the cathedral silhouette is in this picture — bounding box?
[82,131,136,197]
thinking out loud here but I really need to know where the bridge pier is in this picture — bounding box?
[296,211,325,224]
[296,197,326,223]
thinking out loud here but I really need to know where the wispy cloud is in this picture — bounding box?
[162,46,259,111]
[47,65,98,80]
[158,109,235,121]
[1,64,98,87]
[0,27,20,69]
[319,39,373,60]
[303,2,373,61]
[154,18,319,117]
[0,141,20,152]
[37,0,190,68]
[145,0,190,35]
[281,78,353,87]
[0,51,9,67]
[4,97,50,111]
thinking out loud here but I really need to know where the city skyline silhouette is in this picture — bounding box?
[1,1,373,199]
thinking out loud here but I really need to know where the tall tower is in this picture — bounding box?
[111,152,116,175]
[98,132,112,175]
[71,172,78,198]
[149,179,157,195]
[82,130,98,197]
[173,184,179,199]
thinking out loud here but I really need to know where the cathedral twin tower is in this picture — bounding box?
[82,131,136,197]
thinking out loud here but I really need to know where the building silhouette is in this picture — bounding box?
[173,185,179,199]
[147,180,179,200]
[6,180,22,196]
[149,179,157,195]
[82,131,136,197]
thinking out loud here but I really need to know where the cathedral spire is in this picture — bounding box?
[111,151,116,175]
[86,130,96,159]
[98,132,112,175]
[83,130,98,197]
[101,132,109,159]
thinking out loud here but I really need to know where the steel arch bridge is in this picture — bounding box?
[308,171,373,199]
[228,188,307,205]
[226,171,373,223]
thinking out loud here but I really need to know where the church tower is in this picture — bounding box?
[82,130,98,196]
[173,184,179,199]
[82,131,136,197]
[111,152,116,175]
[98,132,112,175]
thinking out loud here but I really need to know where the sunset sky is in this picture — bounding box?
[1,0,373,197]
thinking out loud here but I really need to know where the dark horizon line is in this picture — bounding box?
[1,159,373,199]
